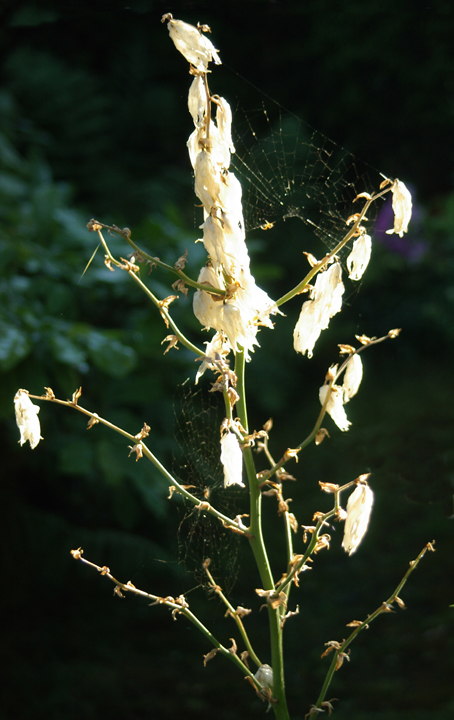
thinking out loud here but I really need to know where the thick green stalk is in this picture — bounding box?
[235,350,291,720]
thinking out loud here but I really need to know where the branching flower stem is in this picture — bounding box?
[203,561,262,668]
[235,349,291,720]
[95,227,204,357]
[262,332,398,484]
[70,549,263,690]
[30,391,248,536]
[275,187,392,309]
[312,542,435,715]
[90,219,226,296]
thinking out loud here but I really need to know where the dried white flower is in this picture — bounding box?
[294,262,344,358]
[386,179,412,237]
[14,389,42,449]
[195,331,231,384]
[347,234,372,280]
[167,18,221,72]
[342,482,374,555]
[319,383,351,432]
[220,432,245,488]
[254,664,274,689]
[342,354,363,402]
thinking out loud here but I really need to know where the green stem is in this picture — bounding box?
[234,350,290,720]
[31,393,247,536]
[91,219,226,296]
[312,542,435,714]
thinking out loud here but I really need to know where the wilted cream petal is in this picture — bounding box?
[347,234,372,281]
[342,483,374,555]
[254,664,273,689]
[167,18,221,71]
[319,384,351,432]
[386,179,412,237]
[14,389,42,449]
[220,432,245,488]
[294,263,344,358]
[188,76,207,129]
[342,354,363,402]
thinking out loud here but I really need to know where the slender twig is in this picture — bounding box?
[310,542,436,716]
[89,219,226,296]
[203,560,262,668]
[70,548,262,688]
[30,390,249,537]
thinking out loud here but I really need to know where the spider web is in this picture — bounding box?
[230,100,385,258]
[173,380,245,595]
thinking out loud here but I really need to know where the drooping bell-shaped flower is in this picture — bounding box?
[386,179,412,237]
[319,383,351,432]
[347,234,372,281]
[166,18,221,72]
[254,664,274,689]
[294,262,344,358]
[220,431,245,488]
[342,354,363,402]
[342,481,374,555]
[14,389,42,449]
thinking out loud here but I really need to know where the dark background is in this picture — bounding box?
[1,1,453,719]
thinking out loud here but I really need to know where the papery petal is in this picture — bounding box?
[294,263,344,357]
[254,664,273,689]
[220,432,245,488]
[319,384,351,432]
[386,180,412,237]
[342,483,374,555]
[167,19,221,71]
[342,354,363,402]
[188,76,207,129]
[347,234,372,281]
[14,389,42,449]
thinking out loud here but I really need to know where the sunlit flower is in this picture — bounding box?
[294,262,344,358]
[14,389,42,449]
[319,383,351,432]
[220,431,245,488]
[342,482,374,555]
[386,180,412,237]
[195,331,231,384]
[347,234,372,280]
[342,354,363,402]
[166,18,221,72]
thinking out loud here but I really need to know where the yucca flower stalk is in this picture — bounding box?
[14,15,433,720]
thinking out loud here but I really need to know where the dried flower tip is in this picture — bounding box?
[355,333,372,345]
[44,386,55,399]
[203,648,220,666]
[303,252,319,267]
[315,428,330,445]
[335,651,350,670]
[166,17,221,71]
[70,547,83,560]
[87,415,100,429]
[386,179,412,237]
[263,418,273,432]
[71,387,82,404]
[388,327,401,339]
[319,481,339,493]
[220,432,245,487]
[161,334,180,354]
[14,389,42,449]
[394,596,407,609]
[342,482,374,555]
[346,619,368,628]
[87,219,102,232]
[174,249,188,271]
[338,344,355,354]
[347,233,372,281]
[128,444,143,461]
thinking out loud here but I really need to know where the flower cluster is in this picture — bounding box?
[165,16,277,363]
